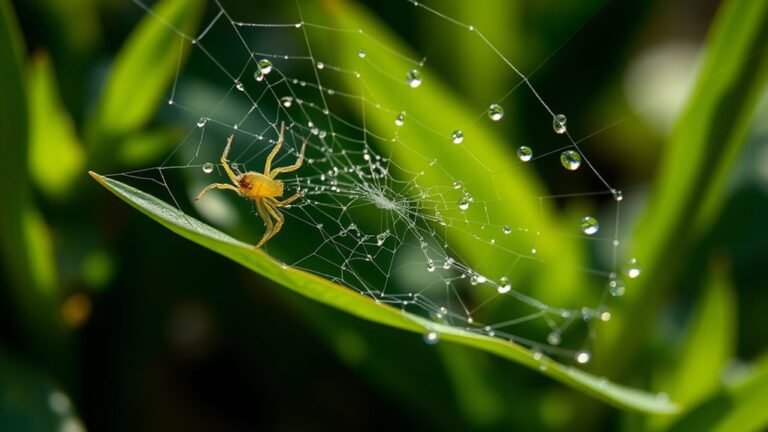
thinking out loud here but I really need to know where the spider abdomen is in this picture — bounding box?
[239,172,284,199]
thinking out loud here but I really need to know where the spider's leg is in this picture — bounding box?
[254,200,275,249]
[195,183,239,201]
[263,200,284,244]
[273,192,302,207]
[264,122,285,175]
[269,139,306,178]
[220,134,240,184]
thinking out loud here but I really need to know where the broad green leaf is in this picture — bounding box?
[666,356,768,432]
[0,0,63,351]
[91,0,205,141]
[651,260,737,430]
[28,52,85,199]
[90,171,678,414]
[597,0,768,372]
[303,0,587,308]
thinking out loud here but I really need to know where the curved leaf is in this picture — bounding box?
[89,171,678,414]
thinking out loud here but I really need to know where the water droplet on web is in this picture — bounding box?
[517,146,532,162]
[497,277,511,294]
[503,225,512,235]
[427,262,436,272]
[600,311,612,321]
[358,49,366,58]
[608,277,625,297]
[395,112,405,126]
[580,216,599,235]
[488,104,504,121]
[452,180,463,189]
[560,150,581,171]
[443,258,454,269]
[257,58,273,74]
[254,70,264,82]
[553,114,567,134]
[458,196,470,211]
[451,130,464,144]
[196,117,208,128]
[406,69,422,88]
[376,232,388,246]
[235,81,245,91]
[423,331,439,345]
[316,61,325,70]
[575,350,591,364]
[613,190,624,201]
[202,163,214,174]
[626,258,641,279]
[547,331,561,345]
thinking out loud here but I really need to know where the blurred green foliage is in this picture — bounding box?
[1,0,768,431]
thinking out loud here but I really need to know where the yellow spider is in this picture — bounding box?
[195,122,306,248]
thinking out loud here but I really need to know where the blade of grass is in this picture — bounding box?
[90,171,678,414]
[28,52,85,199]
[597,0,768,376]
[303,0,587,308]
[89,0,205,160]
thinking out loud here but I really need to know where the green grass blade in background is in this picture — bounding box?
[90,0,205,150]
[666,355,768,432]
[0,0,65,358]
[305,0,587,308]
[650,259,737,430]
[598,0,768,374]
[28,52,85,199]
[90,171,679,414]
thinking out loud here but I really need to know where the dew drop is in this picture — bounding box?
[235,81,245,91]
[202,163,214,174]
[600,311,612,321]
[613,190,624,201]
[575,350,591,364]
[458,196,470,211]
[560,150,582,171]
[517,146,533,162]
[406,69,423,88]
[580,216,599,235]
[196,117,208,128]
[452,180,463,190]
[316,61,325,70]
[442,258,454,269]
[358,49,366,58]
[451,130,464,144]
[553,114,567,134]
[257,58,273,74]
[497,277,511,294]
[503,225,512,235]
[608,277,626,297]
[281,96,293,108]
[394,112,405,126]
[488,104,504,121]
[423,331,439,345]
[547,331,561,345]
[626,258,641,279]
[427,262,436,272]
[376,232,387,246]
[254,70,264,82]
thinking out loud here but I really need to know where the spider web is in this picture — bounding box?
[112,0,642,364]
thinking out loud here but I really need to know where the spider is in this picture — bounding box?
[195,122,306,248]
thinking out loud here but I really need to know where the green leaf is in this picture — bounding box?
[0,0,63,351]
[650,259,737,430]
[28,52,85,199]
[91,0,205,142]
[597,0,768,373]
[89,171,678,414]
[303,0,587,307]
[666,356,768,432]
